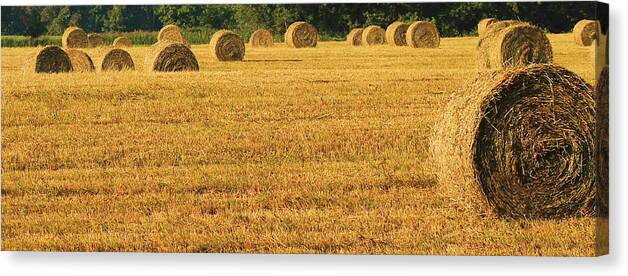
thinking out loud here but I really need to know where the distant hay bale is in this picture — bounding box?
[429,64,597,219]
[61,27,88,48]
[477,18,498,36]
[87,33,105,48]
[385,22,409,46]
[596,66,609,215]
[477,21,552,69]
[573,19,600,46]
[361,25,386,46]
[145,41,199,72]
[158,24,190,47]
[209,30,245,61]
[285,21,318,48]
[249,29,274,47]
[101,48,135,71]
[30,45,73,73]
[66,49,95,72]
[112,36,133,48]
[406,21,440,48]
[346,28,363,46]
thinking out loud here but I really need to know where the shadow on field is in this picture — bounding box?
[244,59,302,63]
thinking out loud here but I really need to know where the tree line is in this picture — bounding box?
[1,2,606,39]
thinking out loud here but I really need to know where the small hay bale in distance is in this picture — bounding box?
[66,49,95,72]
[112,36,133,48]
[596,66,609,215]
[62,26,88,48]
[406,21,440,48]
[209,30,245,61]
[285,21,318,48]
[385,22,409,46]
[101,48,135,71]
[477,21,552,70]
[158,24,190,47]
[361,25,386,46]
[429,64,597,219]
[145,41,199,72]
[477,18,499,36]
[249,29,274,47]
[31,45,73,73]
[573,19,600,46]
[87,33,105,48]
[346,28,363,46]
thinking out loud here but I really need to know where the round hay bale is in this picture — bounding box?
[346,28,363,46]
[209,30,245,61]
[66,49,95,72]
[158,24,190,47]
[477,21,553,69]
[429,64,597,219]
[361,25,386,46]
[30,45,73,73]
[477,18,499,36]
[285,21,318,48]
[406,21,440,48]
[112,36,133,48]
[61,26,88,48]
[249,29,274,47]
[145,41,199,72]
[595,66,609,216]
[101,48,135,71]
[573,19,600,46]
[385,22,409,46]
[87,33,105,48]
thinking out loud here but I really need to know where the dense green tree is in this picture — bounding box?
[104,5,126,32]
[47,6,70,35]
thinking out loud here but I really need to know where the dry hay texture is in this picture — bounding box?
[406,21,440,48]
[477,18,499,36]
[101,48,135,71]
[61,27,88,48]
[30,45,73,73]
[66,49,95,72]
[385,22,409,46]
[596,66,609,215]
[346,28,363,46]
[87,33,105,48]
[361,25,386,46]
[429,64,597,219]
[477,21,553,70]
[158,24,190,47]
[249,29,274,47]
[209,30,245,61]
[145,41,199,72]
[112,36,133,48]
[285,21,318,48]
[573,19,600,46]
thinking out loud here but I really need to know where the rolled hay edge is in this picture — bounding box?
[66,49,95,72]
[285,21,318,48]
[113,36,133,48]
[596,66,609,216]
[62,27,88,48]
[249,29,274,47]
[362,25,386,46]
[158,24,190,47]
[29,45,73,73]
[477,18,499,36]
[145,41,199,72]
[87,33,105,48]
[209,30,245,61]
[406,21,440,48]
[386,22,409,46]
[573,19,600,46]
[101,48,135,71]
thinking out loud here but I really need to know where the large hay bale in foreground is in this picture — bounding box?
[406,21,440,48]
[477,18,498,36]
[596,66,609,215]
[66,49,95,72]
[87,33,105,48]
[62,27,88,48]
[430,64,597,219]
[112,36,133,48]
[249,29,274,47]
[209,30,245,61]
[573,19,600,46]
[101,48,135,71]
[361,25,386,46]
[385,22,409,46]
[30,45,73,73]
[285,21,318,48]
[477,21,552,69]
[158,24,190,47]
[346,28,363,46]
[145,41,199,72]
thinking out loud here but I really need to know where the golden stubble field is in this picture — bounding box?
[1,33,607,255]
